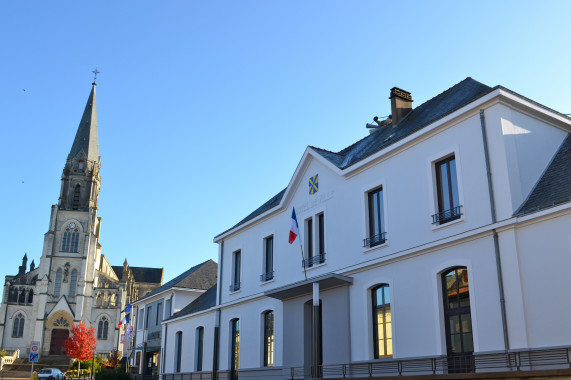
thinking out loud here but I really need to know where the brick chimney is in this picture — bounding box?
[390,87,413,125]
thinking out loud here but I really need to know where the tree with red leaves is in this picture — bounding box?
[65,322,97,376]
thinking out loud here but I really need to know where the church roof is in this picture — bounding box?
[112,265,164,284]
[515,134,571,216]
[136,260,217,303]
[68,84,99,162]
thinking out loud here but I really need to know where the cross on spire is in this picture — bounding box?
[92,68,100,83]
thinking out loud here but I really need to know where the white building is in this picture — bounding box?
[129,260,217,376]
[161,78,571,379]
[0,82,163,357]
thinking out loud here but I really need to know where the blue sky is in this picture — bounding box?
[1,1,570,283]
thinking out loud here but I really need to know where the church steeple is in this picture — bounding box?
[58,83,102,211]
[68,83,98,162]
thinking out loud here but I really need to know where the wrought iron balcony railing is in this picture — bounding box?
[363,232,387,248]
[432,205,462,224]
[302,253,326,268]
[260,271,274,282]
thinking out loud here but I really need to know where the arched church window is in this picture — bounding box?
[96,292,102,306]
[97,316,109,340]
[53,317,70,327]
[62,223,80,253]
[69,269,78,297]
[72,184,81,210]
[110,293,116,307]
[54,268,63,297]
[8,286,18,303]
[18,288,26,304]
[27,289,34,303]
[12,313,25,338]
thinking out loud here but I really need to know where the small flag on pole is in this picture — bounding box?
[289,208,299,244]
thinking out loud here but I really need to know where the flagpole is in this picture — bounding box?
[299,233,308,281]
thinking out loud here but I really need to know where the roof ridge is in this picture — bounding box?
[309,145,344,156]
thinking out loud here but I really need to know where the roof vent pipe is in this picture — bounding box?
[390,87,413,125]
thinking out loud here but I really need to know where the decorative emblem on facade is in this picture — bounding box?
[309,174,319,195]
[53,317,70,327]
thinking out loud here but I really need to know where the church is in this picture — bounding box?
[0,82,163,357]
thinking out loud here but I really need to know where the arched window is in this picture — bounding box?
[27,289,34,303]
[12,313,25,337]
[174,331,183,372]
[442,267,473,372]
[97,316,109,340]
[372,284,392,358]
[72,184,81,210]
[8,286,18,303]
[18,288,26,304]
[230,319,240,374]
[54,268,63,297]
[69,269,78,297]
[195,327,204,371]
[62,223,80,253]
[263,311,274,367]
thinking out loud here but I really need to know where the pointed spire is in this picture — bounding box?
[68,84,99,162]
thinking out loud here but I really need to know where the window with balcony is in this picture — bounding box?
[433,155,462,224]
[364,186,386,247]
[261,236,274,282]
[303,213,326,268]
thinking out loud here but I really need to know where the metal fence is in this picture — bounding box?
[288,347,571,379]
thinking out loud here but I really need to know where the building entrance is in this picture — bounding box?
[49,329,69,355]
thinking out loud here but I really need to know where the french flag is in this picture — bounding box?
[289,208,299,244]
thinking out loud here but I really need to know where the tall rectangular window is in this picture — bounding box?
[231,319,240,374]
[263,311,274,367]
[196,327,204,371]
[365,187,386,247]
[434,156,461,224]
[145,306,152,328]
[175,331,183,372]
[317,213,325,261]
[165,299,172,319]
[231,250,241,291]
[261,236,274,282]
[156,302,163,325]
[138,309,144,329]
[372,285,392,358]
[306,218,313,266]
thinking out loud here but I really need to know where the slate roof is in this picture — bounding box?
[314,77,493,169]
[515,134,571,216]
[136,260,217,303]
[68,84,99,162]
[112,266,164,284]
[167,284,217,321]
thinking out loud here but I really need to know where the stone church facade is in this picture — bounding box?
[0,82,163,357]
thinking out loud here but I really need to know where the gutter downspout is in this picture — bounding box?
[480,109,510,352]
[213,240,224,380]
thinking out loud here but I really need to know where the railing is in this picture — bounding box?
[363,232,386,248]
[260,271,274,282]
[162,372,214,380]
[288,347,571,378]
[432,205,462,224]
[229,282,241,292]
[0,349,20,371]
[303,253,326,268]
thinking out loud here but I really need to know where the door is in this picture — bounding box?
[442,267,474,373]
[49,329,69,355]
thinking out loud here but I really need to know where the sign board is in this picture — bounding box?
[29,353,39,362]
[30,341,40,354]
